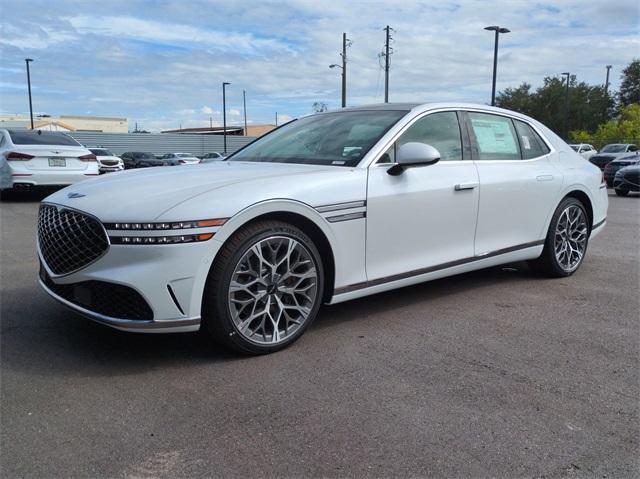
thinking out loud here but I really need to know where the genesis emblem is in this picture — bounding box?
[67,192,86,199]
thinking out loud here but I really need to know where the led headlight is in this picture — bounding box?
[110,233,214,245]
[104,218,227,230]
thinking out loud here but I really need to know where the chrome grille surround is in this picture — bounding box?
[37,204,109,276]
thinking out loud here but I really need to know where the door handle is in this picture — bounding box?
[536,175,554,182]
[454,182,478,191]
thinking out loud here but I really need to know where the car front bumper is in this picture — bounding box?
[38,230,223,333]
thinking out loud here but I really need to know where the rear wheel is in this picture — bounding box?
[615,188,629,197]
[201,220,324,354]
[528,197,589,277]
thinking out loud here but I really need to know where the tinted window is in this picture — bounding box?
[513,120,550,159]
[229,110,407,167]
[9,130,81,146]
[89,148,113,156]
[135,153,155,159]
[467,112,520,161]
[629,145,638,152]
[570,145,579,152]
[396,111,463,161]
[601,145,625,153]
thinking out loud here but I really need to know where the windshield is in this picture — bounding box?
[89,148,114,156]
[601,145,626,153]
[570,145,579,152]
[9,130,81,146]
[176,153,194,157]
[135,153,155,159]
[229,110,407,167]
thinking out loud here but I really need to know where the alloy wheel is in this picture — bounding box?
[554,204,588,272]
[228,236,318,345]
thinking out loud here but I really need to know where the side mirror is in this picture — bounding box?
[387,142,441,176]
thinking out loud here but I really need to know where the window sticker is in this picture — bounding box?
[521,135,531,150]
[471,118,518,154]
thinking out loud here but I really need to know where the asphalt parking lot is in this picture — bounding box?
[1,189,638,478]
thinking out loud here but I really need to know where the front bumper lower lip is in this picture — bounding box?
[39,278,201,332]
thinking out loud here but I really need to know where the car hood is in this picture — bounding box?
[44,161,366,222]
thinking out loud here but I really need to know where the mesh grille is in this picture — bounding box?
[38,204,109,275]
[40,266,153,321]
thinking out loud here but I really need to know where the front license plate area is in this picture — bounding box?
[49,157,66,167]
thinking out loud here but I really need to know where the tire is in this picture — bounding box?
[528,197,589,278]
[201,220,324,355]
[615,188,629,197]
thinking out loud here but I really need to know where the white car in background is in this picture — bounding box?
[0,129,99,200]
[162,152,201,164]
[89,148,124,174]
[569,143,596,160]
[37,103,607,354]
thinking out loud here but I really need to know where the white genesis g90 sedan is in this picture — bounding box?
[37,103,608,354]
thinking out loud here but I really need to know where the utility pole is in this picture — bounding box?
[383,25,392,103]
[222,81,230,154]
[562,72,570,140]
[275,112,278,126]
[341,33,347,107]
[25,58,34,129]
[603,65,612,121]
[209,116,212,128]
[484,26,510,106]
[243,90,247,135]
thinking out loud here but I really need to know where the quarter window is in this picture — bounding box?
[513,120,550,159]
[396,111,463,161]
[467,112,520,161]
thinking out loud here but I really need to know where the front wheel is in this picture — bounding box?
[202,220,324,354]
[615,188,629,197]
[528,197,589,277]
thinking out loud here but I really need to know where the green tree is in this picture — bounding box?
[496,76,614,138]
[619,59,640,107]
[569,103,640,149]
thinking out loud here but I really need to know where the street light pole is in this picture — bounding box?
[603,65,612,122]
[384,25,391,103]
[25,58,34,129]
[562,72,571,140]
[243,89,247,136]
[222,82,230,154]
[484,26,510,106]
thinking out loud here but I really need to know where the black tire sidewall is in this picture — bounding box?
[203,221,324,354]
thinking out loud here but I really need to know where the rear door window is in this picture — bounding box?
[466,112,521,161]
[513,120,550,159]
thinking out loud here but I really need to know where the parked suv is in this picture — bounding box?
[589,144,638,170]
[569,143,596,160]
[89,148,124,174]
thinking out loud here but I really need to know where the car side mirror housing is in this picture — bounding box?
[387,142,441,176]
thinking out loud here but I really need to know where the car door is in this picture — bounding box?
[366,110,480,281]
[464,111,563,255]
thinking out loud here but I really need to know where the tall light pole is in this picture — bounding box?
[222,82,230,154]
[242,89,247,136]
[383,25,393,103]
[603,65,612,122]
[484,26,510,106]
[25,58,34,129]
[562,72,571,140]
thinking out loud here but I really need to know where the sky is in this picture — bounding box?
[0,0,638,132]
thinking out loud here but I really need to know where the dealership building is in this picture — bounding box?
[0,114,128,133]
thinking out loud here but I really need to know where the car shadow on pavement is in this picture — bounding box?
[313,262,539,331]
[1,187,63,202]
[1,262,538,379]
